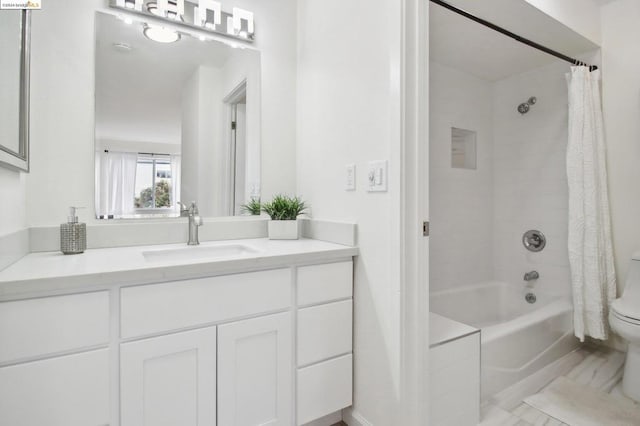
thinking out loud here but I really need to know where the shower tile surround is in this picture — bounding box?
[429,62,494,292]
[491,60,577,299]
[430,53,603,408]
[430,52,599,298]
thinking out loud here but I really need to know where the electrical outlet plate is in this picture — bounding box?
[367,160,388,192]
[345,164,356,191]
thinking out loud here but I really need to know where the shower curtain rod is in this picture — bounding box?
[430,0,598,72]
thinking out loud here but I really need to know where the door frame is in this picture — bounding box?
[399,0,430,424]
[223,80,248,216]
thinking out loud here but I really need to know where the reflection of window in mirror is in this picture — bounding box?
[95,150,181,219]
[134,154,179,212]
[451,127,477,170]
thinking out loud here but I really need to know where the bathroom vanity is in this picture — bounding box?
[0,238,357,426]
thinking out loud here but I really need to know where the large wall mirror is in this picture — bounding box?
[94,11,260,220]
[0,10,30,172]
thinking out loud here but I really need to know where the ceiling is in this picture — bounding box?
[95,12,236,144]
[429,0,600,81]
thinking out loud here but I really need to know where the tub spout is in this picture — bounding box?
[524,271,539,281]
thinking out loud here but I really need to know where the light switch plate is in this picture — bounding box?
[367,160,388,192]
[345,164,356,191]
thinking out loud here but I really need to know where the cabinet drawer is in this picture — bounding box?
[121,268,291,338]
[297,261,352,306]
[298,300,352,366]
[0,349,110,426]
[297,354,352,425]
[0,292,109,363]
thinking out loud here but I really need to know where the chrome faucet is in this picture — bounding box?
[178,201,189,217]
[524,271,540,281]
[187,201,203,245]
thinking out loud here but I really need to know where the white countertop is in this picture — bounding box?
[0,238,358,300]
[429,312,479,348]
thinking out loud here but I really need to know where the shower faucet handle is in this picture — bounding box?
[524,271,540,281]
[523,230,546,252]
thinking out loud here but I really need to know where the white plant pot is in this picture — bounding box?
[268,220,300,240]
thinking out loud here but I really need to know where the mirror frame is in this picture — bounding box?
[0,10,31,172]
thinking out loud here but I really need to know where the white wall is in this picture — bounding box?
[492,60,576,298]
[429,62,494,292]
[0,168,27,237]
[27,0,98,226]
[26,0,296,226]
[601,0,640,293]
[181,67,203,212]
[524,0,602,45]
[197,66,224,217]
[181,66,229,217]
[297,0,403,424]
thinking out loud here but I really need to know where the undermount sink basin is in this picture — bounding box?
[142,243,261,262]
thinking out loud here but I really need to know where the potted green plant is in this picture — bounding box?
[261,195,307,240]
[240,197,262,216]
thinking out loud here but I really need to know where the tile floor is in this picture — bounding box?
[480,345,639,425]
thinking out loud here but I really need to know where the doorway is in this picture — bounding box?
[224,81,248,216]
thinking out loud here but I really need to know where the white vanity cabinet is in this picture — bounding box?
[0,349,110,426]
[0,292,111,426]
[120,327,218,426]
[218,312,293,425]
[296,262,354,425]
[0,252,355,426]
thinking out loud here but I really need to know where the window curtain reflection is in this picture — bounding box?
[170,154,181,214]
[96,151,137,218]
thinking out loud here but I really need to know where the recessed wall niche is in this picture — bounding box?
[451,127,477,170]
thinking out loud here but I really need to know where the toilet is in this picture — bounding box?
[609,252,640,402]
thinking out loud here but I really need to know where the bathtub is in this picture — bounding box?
[430,281,580,400]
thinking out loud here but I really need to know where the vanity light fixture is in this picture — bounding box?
[143,24,181,43]
[232,7,253,39]
[195,0,221,30]
[112,0,254,42]
[147,0,184,21]
[118,0,143,11]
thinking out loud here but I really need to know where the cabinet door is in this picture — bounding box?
[0,349,110,426]
[218,312,293,426]
[120,327,217,426]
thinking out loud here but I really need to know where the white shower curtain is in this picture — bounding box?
[96,151,138,218]
[566,66,616,342]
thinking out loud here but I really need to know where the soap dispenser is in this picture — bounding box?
[60,207,86,254]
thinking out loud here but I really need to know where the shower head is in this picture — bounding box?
[517,96,537,114]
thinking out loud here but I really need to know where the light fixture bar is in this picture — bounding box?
[110,0,254,43]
